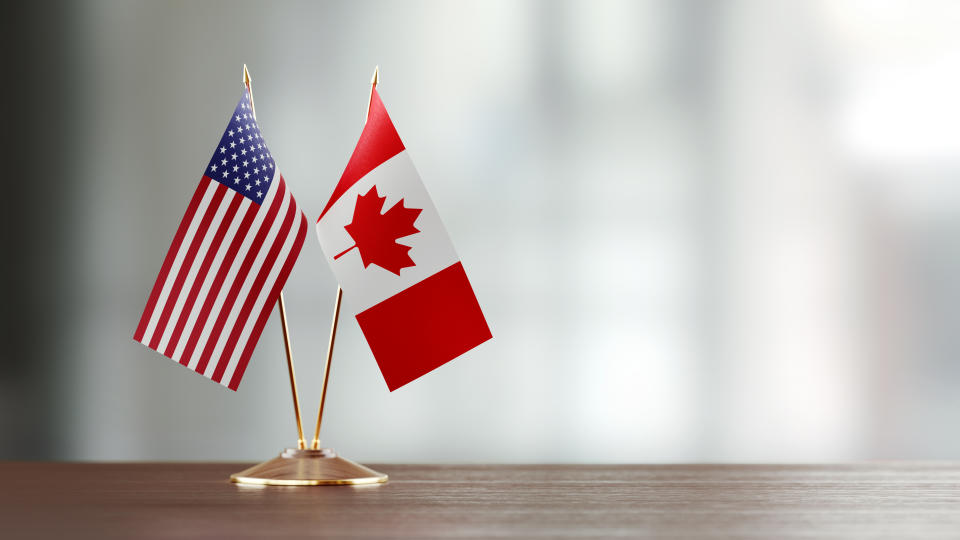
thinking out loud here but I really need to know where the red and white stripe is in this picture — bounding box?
[134,171,308,390]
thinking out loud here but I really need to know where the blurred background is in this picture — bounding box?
[4,0,959,463]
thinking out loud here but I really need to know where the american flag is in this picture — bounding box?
[134,88,308,390]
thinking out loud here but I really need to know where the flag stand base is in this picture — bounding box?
[230,448,388,486]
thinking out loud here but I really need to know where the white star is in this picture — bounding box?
[255,179,260,185]
[256,191,263,198]
[228,130,234,137]
[251,156,258,163]
[244,172,250,179]
[245,184,251,191]
[210,164,218,172]
[235,115,241,121]
[233,165,239,172]
[263,176,269,183]
[222,171,229,178]
[253,167,259,174]
[219,146,226,154]
[231,153,237,160]
[221,158,227,165]
[234,177,240,184]
[229,141,236,148]
[241,149,247,155]
[242,160,249,167]
[249,146,255,152]
[237,125,243,132]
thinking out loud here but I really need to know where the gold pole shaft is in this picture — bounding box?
[277,292,306,449]
[244,64,305,449]
[366,65,379,122]
[310,66,379,450]
[311,286,342,449]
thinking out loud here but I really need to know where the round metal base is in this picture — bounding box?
[230,448,388,486]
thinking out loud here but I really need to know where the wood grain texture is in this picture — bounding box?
[1,462,959,539]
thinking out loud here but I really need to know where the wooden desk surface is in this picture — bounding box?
[2,462,959,539]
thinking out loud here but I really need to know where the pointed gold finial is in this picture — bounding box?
[242,64,257,120]
[365,65,379,122]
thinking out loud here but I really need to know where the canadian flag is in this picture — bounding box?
[316,88,491,391]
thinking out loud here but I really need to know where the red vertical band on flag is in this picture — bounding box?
[356,262,492,391]
[148,182,229,351]
[318,89,405,220]
[228,212,308,390]
[134,179,209,342]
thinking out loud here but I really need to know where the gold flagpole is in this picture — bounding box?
[310,287,341,449]
[244,64,306,450]
[310,65,378,450]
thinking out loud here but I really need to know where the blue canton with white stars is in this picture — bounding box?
[205,90,277,204]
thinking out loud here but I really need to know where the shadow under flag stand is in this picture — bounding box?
[230,65,388,486]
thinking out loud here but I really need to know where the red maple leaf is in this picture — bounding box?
[333,186,423,275]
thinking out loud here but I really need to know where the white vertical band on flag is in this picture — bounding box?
[316,151,459,314]
[139,181,219,346]
[219,202,302,385]
[170,194,252,363]
[155,190,234,353]
[203,178,293,379]
[187,170,282,372]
